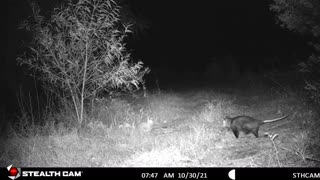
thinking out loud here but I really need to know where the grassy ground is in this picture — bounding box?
[1,82,319,167]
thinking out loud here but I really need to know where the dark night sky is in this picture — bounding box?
[3,0,310,112]
[6,0,308,69]
[126,0,308,74]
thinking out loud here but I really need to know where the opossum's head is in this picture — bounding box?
[222,116,231,127]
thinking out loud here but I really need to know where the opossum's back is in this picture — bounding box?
[231,116,260,128]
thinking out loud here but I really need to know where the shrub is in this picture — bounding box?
[17,0,149,127]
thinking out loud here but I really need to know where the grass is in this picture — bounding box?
[0,83,319,167]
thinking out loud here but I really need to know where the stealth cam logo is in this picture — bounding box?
[7,165,21,180]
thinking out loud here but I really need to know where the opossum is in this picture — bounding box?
[223,115,289,138]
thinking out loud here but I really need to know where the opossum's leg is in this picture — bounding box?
[232,129,239,138]
[253,128,259,138]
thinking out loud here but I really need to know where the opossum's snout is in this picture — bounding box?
[222,118,228,128]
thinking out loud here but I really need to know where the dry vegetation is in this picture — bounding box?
[0,82,319,167]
